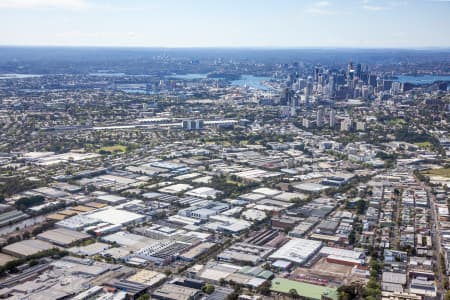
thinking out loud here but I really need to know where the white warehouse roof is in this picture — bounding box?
[269,238,322,265]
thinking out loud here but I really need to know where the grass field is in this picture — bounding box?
[423,167,450,178]
[226,179,246,187]
[98,145,127,153]
[388,118,407,126]
[414,141,432,148]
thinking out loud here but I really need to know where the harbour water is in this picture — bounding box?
[231,75,272,90]
[0,74,42,79]
[395,75,450,84]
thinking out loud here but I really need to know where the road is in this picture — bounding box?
[422,182,445,300]
[391,188,402,250]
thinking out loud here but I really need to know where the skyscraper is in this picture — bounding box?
[347,61,353,80]
[356,63,362,78]
[316,106,324,127]
[329,109,336,128]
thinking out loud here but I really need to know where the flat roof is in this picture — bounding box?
[69,242,110,256]
[96,194,127,204]
[152,283,199,300]
[46,213,67,221]
[3,239,57,257]
[320,247,364,260]
[269,238,322,265]
[185,187,222,199]
[84,202,108,209]
[294,182,329,192]
[158,183,193,194]
[252,187,282,197]
[71,205,96,212]
[88,207,145,225]
[37,228,90,246]
[127,269,166,287]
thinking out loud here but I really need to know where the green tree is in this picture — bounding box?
[15,195,45,210]
[136,294,150,300]
[28,259,39,267]
[257,280,272,296]
[444,290,450,300]
[202,283,215,294]
[219,278,226,286]
[338,283,363,300]
[289,289,299,299]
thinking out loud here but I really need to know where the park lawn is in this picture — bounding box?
[388,118,407,126]
[423,167,450,178]
[226,179,246,187]
[98,144,127,153]
[414,141,432,148]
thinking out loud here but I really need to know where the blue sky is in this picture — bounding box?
[1,0,450,48]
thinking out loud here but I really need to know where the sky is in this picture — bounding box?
[1,0,450,48]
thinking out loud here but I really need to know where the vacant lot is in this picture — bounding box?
[291,257,359,286]
[423,167,450,178]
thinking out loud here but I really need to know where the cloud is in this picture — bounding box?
[362,4,386,10]
[307,1,336,15]
[315,1,331,7]
[360,0,409,11]
[0,0,89,10]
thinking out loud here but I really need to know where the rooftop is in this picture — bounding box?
[271,278,338,300]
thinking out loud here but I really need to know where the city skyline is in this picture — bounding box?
[1,0,450,48]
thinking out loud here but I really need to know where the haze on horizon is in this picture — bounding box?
[1,0,450,49]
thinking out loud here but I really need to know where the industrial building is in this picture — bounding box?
[269,238,322,265]
[217,242,274,265]
[2,239,57,257]
[37,228,90,247]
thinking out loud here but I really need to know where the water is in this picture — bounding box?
[395,75,450,84]
[89,72,126,77]
[0,74,42,80]
[120,89,156,94]
[167,73,208,80]
[120,73,273,93]
[0,72,272,92]
[231,75,272,90]
[166,73,273,90]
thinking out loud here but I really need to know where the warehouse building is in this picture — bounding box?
[217,242,274,265]
[185,187,222,199]
[56,215,100,231]
[269,238,322,265]
[127,269,167,287]
[180,242,215,262]
[152,283,202,300]
[135,240,192,265]
[37,228,90,247]
[105,279,149,299]
[3,239,57,257]
[87,207,146,226]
